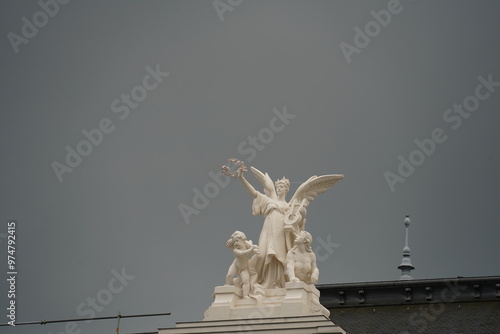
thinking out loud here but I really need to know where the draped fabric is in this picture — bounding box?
[250,192,294,288]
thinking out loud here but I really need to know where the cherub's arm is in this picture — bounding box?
[234,247,256,257]
[310,252,319,283]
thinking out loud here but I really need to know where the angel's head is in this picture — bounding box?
[226,231,251,250]
[275,177,290,196]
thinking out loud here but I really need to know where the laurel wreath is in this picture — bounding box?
[221,158,247,178]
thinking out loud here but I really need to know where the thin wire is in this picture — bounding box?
[0,312,171,327]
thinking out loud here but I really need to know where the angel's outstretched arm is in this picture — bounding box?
[238,169,258,198]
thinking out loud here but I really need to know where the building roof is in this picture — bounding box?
[318,276,500,334]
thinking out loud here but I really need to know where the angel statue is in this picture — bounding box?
[237,165,343,289]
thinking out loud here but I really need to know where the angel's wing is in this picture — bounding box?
[250,166,277,199]
[289,174,344,208]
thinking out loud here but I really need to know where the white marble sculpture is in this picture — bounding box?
[225,231,260,298]
[237,165,344,289]
[204,161,343,321]
[286,230,319,284]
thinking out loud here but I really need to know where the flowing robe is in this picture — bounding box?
[250,192,294,288]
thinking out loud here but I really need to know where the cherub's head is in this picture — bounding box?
[294,231,313,252]
[226,231,251,249]
[275,177,290,196]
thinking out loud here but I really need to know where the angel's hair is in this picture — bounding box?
[275,177,290,192]
[226,230,251,249]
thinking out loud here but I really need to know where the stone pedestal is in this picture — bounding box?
[158,277,347,333]
[203,281,330,320]
[158,282,347,333]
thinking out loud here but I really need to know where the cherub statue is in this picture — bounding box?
[237,165,343,289]
[225,231,260,298]
[286,231,319,284]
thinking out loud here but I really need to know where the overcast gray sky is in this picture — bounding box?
[1,1,500,333]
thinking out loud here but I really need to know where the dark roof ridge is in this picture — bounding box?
[317,275,500,289]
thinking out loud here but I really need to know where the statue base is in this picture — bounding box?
[158,283,346,333]
[203,281,330,321]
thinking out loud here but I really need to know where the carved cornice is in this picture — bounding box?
[318,276,500,308]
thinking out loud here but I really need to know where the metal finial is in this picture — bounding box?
[398,215,414,280]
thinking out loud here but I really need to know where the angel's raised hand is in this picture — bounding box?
[237,167,245,178]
